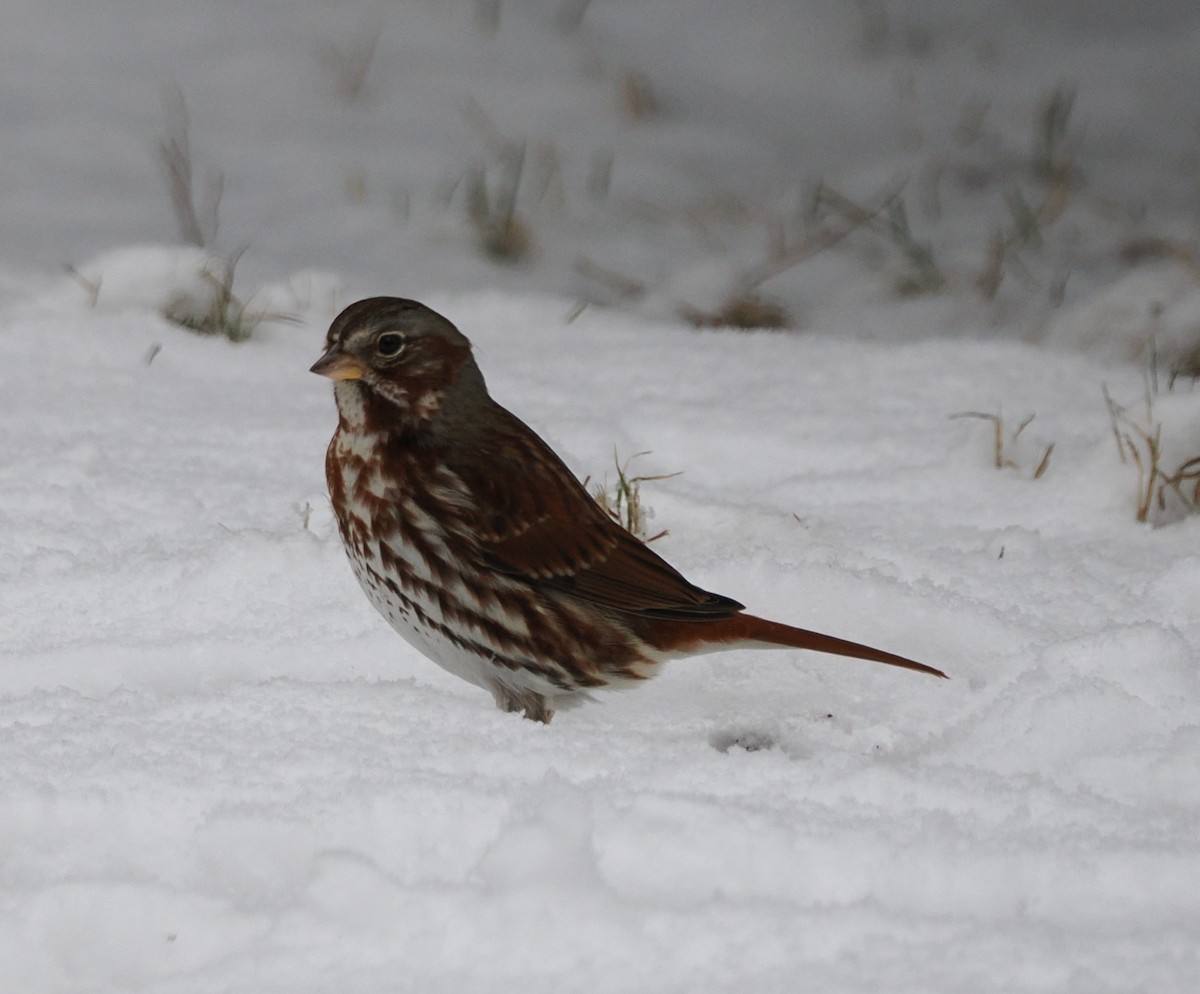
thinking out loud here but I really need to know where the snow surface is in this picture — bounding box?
[3,1,1200,991]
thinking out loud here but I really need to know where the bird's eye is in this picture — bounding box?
[376,332,406,358]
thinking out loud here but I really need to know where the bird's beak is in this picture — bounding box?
[310,350,366,381]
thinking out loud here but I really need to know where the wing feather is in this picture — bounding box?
[445,407,741,620]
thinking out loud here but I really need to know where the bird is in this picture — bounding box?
[311,297,945,723]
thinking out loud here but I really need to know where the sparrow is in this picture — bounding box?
[312,297,944,722]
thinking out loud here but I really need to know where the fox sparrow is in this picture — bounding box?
[312,297,945,723]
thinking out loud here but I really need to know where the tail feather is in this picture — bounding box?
[732,613,946,678]
[642,613,946,679]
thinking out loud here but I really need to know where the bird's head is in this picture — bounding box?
[311,297,482,433]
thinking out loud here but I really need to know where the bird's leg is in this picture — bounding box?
[489,682,555,724]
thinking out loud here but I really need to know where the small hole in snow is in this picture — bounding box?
[709,728,776,753]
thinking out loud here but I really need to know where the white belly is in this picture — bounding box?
[345,536,576,704]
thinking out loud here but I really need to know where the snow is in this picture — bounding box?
[3,1,1200,991]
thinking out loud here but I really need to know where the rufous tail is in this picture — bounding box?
[644,613,946,678]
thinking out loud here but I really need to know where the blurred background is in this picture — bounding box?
[3,0,1199,350]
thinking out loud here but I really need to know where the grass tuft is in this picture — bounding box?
[884,198,945,295]
[976,177,1072,300]
[161,251,263,343]
[465,150,532,263]
[157,89,223,249]
[813,182,943,296]
[950,409,1054,480]
[1103,384,1200,524]
[1032,83,1079,184]
[678,292,791,330]
[589,451,679,542]
[461,102,534,263]
[154,93,283,342]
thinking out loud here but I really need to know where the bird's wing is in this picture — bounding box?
[445,409,741,620]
